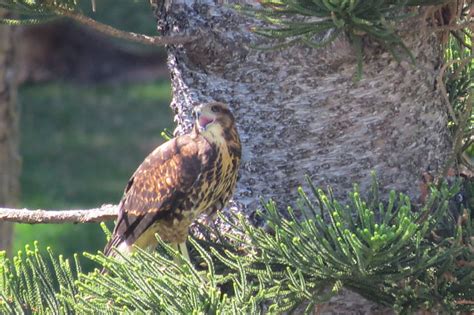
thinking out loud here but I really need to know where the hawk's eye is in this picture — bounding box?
[211,105,221,113]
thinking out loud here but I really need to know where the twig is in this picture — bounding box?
[54,7,197,46]
[432,21,474,32]
[0,205,118,224]
[436,57,473,126]
[450,30,472,50]
[440,92,473,178]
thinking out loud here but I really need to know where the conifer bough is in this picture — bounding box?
[1,178,472,314]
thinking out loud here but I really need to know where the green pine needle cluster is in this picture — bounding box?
[1,177,472,314]
[0,0,79,25]
[0,243,80,314]
[236,0,447,78]
[75,238,265,314]
[444,29,473,165]
[220,175,472,313]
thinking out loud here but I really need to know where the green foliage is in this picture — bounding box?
[444,28,473,163]
[0,0,75,24]
[237,0,445,78]
[75,238,266,314]
[445,32,472,116]
[2,178,472,313]
[219,176,472,313]
[161,128,174,141]
[0,242,80,314]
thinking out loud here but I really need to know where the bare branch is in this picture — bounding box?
[0,205,118,224]
[54,7,197,46]
[432,21,474,32]
[436,56,473,126]
[450,30,472,50]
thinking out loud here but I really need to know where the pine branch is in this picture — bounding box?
[1,176,471,313]
[215,175,472,313]
[0,243,81,314]
[0,205,118,224]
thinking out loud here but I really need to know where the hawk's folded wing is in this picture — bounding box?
[104,136,208,256]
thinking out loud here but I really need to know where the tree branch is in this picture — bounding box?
[0,205,118,224]
[54,7,197,46]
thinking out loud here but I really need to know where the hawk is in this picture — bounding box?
[104,102,241,261]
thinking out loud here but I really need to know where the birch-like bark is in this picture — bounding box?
[0,13,19,255]
[155,1,451,312]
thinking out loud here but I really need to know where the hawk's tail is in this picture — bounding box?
[104,234,134,256]
[101,234,132,274]
[103,234,118,257]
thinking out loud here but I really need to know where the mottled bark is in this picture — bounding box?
[0,14,19,255]
[155,0,451,312]
[156,1,451,210]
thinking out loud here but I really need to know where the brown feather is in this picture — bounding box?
[104,102,241,257]
[104,135,215,255]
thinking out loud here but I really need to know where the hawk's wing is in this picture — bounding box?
[104,135,210,256]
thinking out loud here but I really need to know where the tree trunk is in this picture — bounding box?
[0,13,19,255]
[155,1,451,312]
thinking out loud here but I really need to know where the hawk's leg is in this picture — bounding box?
[178,242,190,262]
[174,242,208,282]
[170,242,190,265]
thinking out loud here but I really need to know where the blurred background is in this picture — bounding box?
[12,0,174,271]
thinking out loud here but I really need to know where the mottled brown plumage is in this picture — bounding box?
[104,102,241,257]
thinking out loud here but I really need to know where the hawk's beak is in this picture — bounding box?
[196,109,215,131]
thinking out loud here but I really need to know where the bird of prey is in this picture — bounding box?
[104,102,241,261]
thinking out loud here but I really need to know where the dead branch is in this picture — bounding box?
[54,7,197,46]
[450,30,472,49]
[0,205,118,224]
[433,21,474,32]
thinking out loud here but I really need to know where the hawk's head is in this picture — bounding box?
[193,102,237,144]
